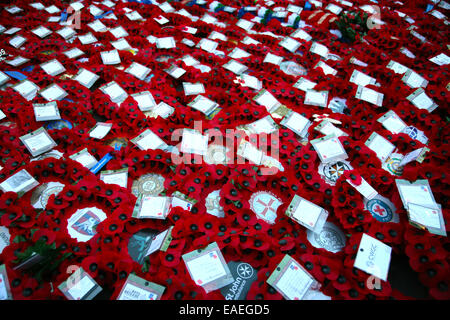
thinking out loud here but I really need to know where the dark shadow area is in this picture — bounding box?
[388,253,429,299]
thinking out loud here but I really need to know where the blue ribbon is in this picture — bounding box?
[60,10,68,22]
[94,10,113,19]
[214,5,225,13]
[304,1,312,10]
[21,65,34,72]
[4,71,27,81]
[90,153,114,174]
[263,12,273,25]
[237,8,246,19]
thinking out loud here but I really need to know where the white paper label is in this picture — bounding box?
[118,283,157,300]
[408,203,441,229]
[347,177,378,200]
[397,184,437,209]
[313,137,345,161]
[381,113,407,134]
[366,133,395,162]
[0,274,8,300]
[275,261,314,300]
[140,196,169,219]
[24,131,54,153]
[292,199,322,229]
[185,251,227,286]
[354,234,392,281]
[67,276,95,300]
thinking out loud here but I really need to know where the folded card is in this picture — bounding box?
[180,129,209,156]
[253,89,281,113]
[39,84,68,102]
[377,111,407,134]
[280,111,311,137]
[267,255,318,300]
[133,195,171,219]
[131,129,167,151]
[33,102,61,121]
[40,59,66,76]
[19,127,57,157]
[0,169,39,194]
[58,267,102,300]
[285,195,328,234]
[304,90,328,107]
[354,234,392,282]
[125,62,151,81]
[365,132,396,163]
[117,274,165,300]
[131,91,157,111]
[182,242,233,293]
[406,88,438,112]
[311,134,348,163]
[355,86,383,107]
[69,148,98,169]
[73,68,99,88]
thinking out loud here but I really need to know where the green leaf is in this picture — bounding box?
[30,229,39,238]
[13,235,27,243]
[142,257,150,273]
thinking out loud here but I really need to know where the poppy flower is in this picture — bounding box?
[97,217,124,238]
[241,234,271,252]
[236,208,258,227]
[221,182,242,202]
[339,283,367,300]
[163,277,207,300]
[210,164,229,181]
[429,278,450,300]
[247,268,275,300]
[10,275,41,300]
[31,229,56,245]
[0,204,23,226]
[319,255,343,279]
[418,260,449,289]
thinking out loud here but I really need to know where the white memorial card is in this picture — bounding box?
[131,129,167,151]
[311,134,348,163]
[354,234,392,281]
[73,68,99,89]
[89,122,113,139]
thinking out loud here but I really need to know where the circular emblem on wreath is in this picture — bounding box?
[236,262,254,279]
[103,137,128,150]
[384,156,403,176]
[31,182,65,209]
[205,190,225,218]
[46,119,73,130]
[67,207,106,242]
[319,160,352,185]
[34,150,63,161]
[132,173,165,197]
[249,191,282,225]
[366,198,393,223]
[403,126,417,139]
[307,222,346,253]
[280,61,307,76]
